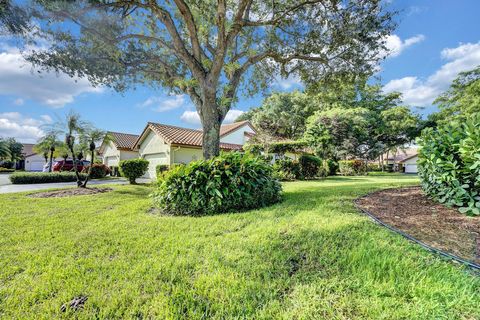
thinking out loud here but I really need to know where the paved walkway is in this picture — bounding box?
[0,174,11,186]
[0,178,130,194]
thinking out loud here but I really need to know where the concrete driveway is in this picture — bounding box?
[0,174,12,186]
[0,178,130,194]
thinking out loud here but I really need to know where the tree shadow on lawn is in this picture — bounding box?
[146,220,478,319]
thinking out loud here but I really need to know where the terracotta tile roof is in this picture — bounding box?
[384,148,418,162]
[137,122,244,150]
[109,132,139,150]
[219,120,254,136]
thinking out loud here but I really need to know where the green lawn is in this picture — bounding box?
[0,175,478,319]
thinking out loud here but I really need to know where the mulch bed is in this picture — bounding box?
[28,187,112,198]
[356,186,480,265]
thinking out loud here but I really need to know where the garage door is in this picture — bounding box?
[105,156,118,167]
[405,164,417,174]
[28,160,45,171]
[144,153,168,179]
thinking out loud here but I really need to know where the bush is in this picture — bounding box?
[156,164,169,178]
[109,166,121,177]
[152,152,282,215]
[0,160,14,169]
[0,167,15,173]
[299,154,323,179]
[418,117,480,216]
[82,163,111,179]
[338,160,367,176]
[326,159,338,176]
[272,158,301,181]
[367,163,382,172]
[10,172,87,184]
[119,158,149,184]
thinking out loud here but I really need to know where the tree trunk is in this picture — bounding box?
[200,102,222,159]
[80,149,95,188]
[49,150,54,172]
[68,144,83,187]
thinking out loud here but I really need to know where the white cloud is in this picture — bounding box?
[0,45,103,108]
[383,34,425,58]
[383,42,480,106]
[13,98,24,106]
[180,109,245,125]
[140,94,189,112]
[274,74,302,90]
[0,112,52,143]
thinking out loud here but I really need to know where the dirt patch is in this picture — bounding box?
[28,187,112,198]
[356,186,480,264]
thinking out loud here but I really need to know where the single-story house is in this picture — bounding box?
[133,120,256,179]
[380,146,419,173]
[99,132,140,167]
[18,143,61,172]
[399,154,419,174]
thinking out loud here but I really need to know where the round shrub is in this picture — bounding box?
[155,164,169,179]
[82,163,111,179]
[299,154,322,179]
[151,152,282,215]
[418,116,480,216]
[338,160,366,176]
[119,158,149,184]
[273,158,301,181]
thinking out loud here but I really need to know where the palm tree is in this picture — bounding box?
[79,128,110,187]
[35,134,61,172]
[47,111,89,187]
[0,139,10,160]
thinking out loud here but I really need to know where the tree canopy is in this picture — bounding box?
[19,0,395,158]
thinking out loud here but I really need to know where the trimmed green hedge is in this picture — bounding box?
[10,172,87,184]
[119,158,149,184]
[82,164,111,179]
[418,116,480,216]
[0,168,15,173]
[152,152,282,215]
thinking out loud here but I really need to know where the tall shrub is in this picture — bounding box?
[151,152,282,215]
[299,154,324,179]
[418,116,480,216]
[338,160,366,176]
[119,159,149,184]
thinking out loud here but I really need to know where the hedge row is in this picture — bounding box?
[418,116,480,216]
[272,154,329,180]
[0,168,15,173]
[10,172,87,184]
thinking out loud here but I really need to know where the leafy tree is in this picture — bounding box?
[33,140,50,163]
[249,91,314,139]
[431,65,480,123]
[22,0,395,159]
[0,0,29,35]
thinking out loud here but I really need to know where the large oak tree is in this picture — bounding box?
[22,0,395,158]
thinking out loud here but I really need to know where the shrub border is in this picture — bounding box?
[354,187,480,272]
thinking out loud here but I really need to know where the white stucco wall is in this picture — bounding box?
[102,142,120,166]
[403,155,419,173]
[220,124,255,145]
[25,154,48,171]
[120,150,139,160]
[172,147,203,164]
[138,130,171,179]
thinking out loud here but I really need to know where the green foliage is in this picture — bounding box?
[244,141,307,156]
[338,160,367,176]
[9,172,87,184]
[3,138,23,162]
[119,159,149,184]
[418,116,480,216]
[0,160,14,169]
[272,158,301,181]
[326,159,339,175]
[155,164,169,179]
[431,65,480,124]
[82,164,111,179]
[109,166,121,177]
[298,154,326,179]
[0,167,15,173]
[367,163,382,172]
[152,152,282,216]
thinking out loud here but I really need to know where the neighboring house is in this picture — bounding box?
[381,146,419,173]
[98,132,140,167]
[133,120,256,179]
[19,143,61,171]
[399,154,419,174]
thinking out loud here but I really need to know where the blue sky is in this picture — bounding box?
[1,0,479,143]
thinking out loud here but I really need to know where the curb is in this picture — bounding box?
[354,188,480,272]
